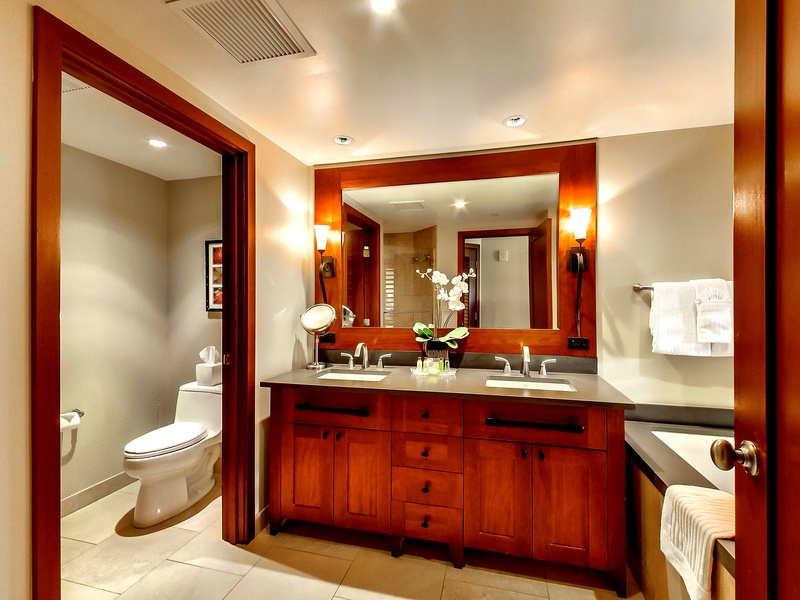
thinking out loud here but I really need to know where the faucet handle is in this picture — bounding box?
[377,353,392,368]
[521,346,531,376]
[539,358,557,376]
[495,356,512,375]
[341,353,354,369]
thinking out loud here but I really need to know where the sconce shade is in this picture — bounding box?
[314,224,330,252]
[570,208,592,242]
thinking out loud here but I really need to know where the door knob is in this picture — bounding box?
[710,438,759,476]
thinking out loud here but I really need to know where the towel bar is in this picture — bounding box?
[633,283,654,292]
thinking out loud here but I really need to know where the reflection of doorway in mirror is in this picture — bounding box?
[343,204,380,327]
[463,244,480,327]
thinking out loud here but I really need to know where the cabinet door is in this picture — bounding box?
[533,445,608,569]
[333,427,391,533]
[280,422,334,525]
[464,438,533,557]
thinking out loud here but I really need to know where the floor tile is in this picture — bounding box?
[62,579,119,600]
[545,564,645,600]
[115,560,240,600]
[441,579,548,600]
[171,492,223,532]
[62,537,94,565]
[169,518,274,575]
[224,545,351,600]
[60,491,136,544]
[271,530,363,561]
[446,552,548,598]
[119,481,140,495]
[61,525,197,593]
[336,548,447,600]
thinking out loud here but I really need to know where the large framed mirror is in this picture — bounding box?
[314,143,597,355]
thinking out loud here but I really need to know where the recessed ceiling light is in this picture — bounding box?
[454,200,467,209]
[370,0,396,14]
[334,135,354,146]
[502,115,527,128]
[148,138,167,148]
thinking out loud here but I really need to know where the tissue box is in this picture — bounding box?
[196,362,222,386]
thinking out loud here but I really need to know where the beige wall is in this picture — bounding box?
[597,125,734,408]
[1,1,311,596]
[60,145,171,499]
[477,236,530,328]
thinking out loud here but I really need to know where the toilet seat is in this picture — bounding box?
[124,421,208,459]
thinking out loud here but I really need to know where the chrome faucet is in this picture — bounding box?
[521,346,531,377]
[539,358,556,376]
[341,352,354,369]
[495,356,512,375]
[377,353,392,368]
[355,342,369,369]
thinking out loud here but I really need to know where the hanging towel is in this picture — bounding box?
[660,485,735,600]
[691,279,733,344]
[650,282,711,356]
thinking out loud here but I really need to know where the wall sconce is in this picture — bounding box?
[314,224,334,303]
[567,208,592,339]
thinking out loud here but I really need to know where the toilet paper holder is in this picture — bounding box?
[60,408,84,433]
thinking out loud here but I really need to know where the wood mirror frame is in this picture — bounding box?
[314,143,597,355]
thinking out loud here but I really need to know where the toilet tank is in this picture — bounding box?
[175,382,222,434]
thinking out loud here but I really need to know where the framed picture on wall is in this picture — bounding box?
[205,240,223,311]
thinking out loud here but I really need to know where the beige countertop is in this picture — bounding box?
[262,367,635,411]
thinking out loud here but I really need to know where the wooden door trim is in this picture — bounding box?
[32,8,255,599]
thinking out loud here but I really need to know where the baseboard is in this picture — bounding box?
[61,471,136,517]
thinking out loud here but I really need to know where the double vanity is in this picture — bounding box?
[262,365,634,596]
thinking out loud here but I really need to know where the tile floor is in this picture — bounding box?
[61,481,645,600]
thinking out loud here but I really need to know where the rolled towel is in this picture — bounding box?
[691,279,732,344]
[660,485,735,600]
[650,282,711,356]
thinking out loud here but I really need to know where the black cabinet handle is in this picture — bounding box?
[422,484,430,493]
[336,432,343,441]
[421,449,430,458]
[421,519,430,529]
[294,402,370,417]
[521,448,527,459]
[484,417,584,434]
[421,411,430,419]
[322,431,329,440]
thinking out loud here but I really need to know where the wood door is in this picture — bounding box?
[528,219,552,329]
[333,428,391,533]
[463,439,533,557]
[280,423,334,525]
[462,244,479,327]
[532,445,608,570]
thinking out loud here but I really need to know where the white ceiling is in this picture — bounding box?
[64,0,734,168]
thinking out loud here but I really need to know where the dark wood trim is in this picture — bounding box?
[342,203,381,327]
[314,143,597,356]
[31,8,256,599]
[733,1,771,598]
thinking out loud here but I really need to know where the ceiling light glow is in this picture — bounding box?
[334,135,354,146]
[370,0,396,14]
[502,115,527,128]
[148,139,167,148]
[454,200,467,209]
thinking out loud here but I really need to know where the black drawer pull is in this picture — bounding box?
[421,519,430,528]
[421,411,430,419]
[336,432,344,441]
[422,484,430,493]
[322,431,330,440]
[484,417,585,434]
[521,448,527,459]
[421,449,430,458]
[294,402,370,417]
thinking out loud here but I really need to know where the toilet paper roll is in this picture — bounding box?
[60,411,80,433]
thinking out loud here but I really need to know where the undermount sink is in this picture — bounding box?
[485,375,577,392]
[317,369,391,382]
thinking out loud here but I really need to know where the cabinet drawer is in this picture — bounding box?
[464,400,606,450]
[281,388,390,430]
[392,467,463,508]
[391,501,463,545]
[392,396,463,435]
[392,432,463,472]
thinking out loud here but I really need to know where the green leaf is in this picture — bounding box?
[445,339,459,348]
[412,322,434,339]
[439,327,469,342]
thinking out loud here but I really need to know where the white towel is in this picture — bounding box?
[692,279,732,344]
[650,282,711,356]
[660,485,735,600]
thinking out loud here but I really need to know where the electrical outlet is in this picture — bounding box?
[320,333,335,344]
[568,337,590,350]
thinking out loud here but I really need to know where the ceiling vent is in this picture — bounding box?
[390,201,426,212]
[166,0,315,64]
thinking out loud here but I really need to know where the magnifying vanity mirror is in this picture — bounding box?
[314,143,597,356]
[300,303,337,370]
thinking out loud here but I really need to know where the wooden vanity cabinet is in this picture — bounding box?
[273,388,391,534]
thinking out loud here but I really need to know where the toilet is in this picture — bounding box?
[123,382,222,528]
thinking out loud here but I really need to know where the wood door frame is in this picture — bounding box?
[342,203,380,326]
[31,8,256,599]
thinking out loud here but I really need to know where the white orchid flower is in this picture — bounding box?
[451,275,463,285]
[432,271,449,286]
[448,299,465,311]
[448,287,463,299]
